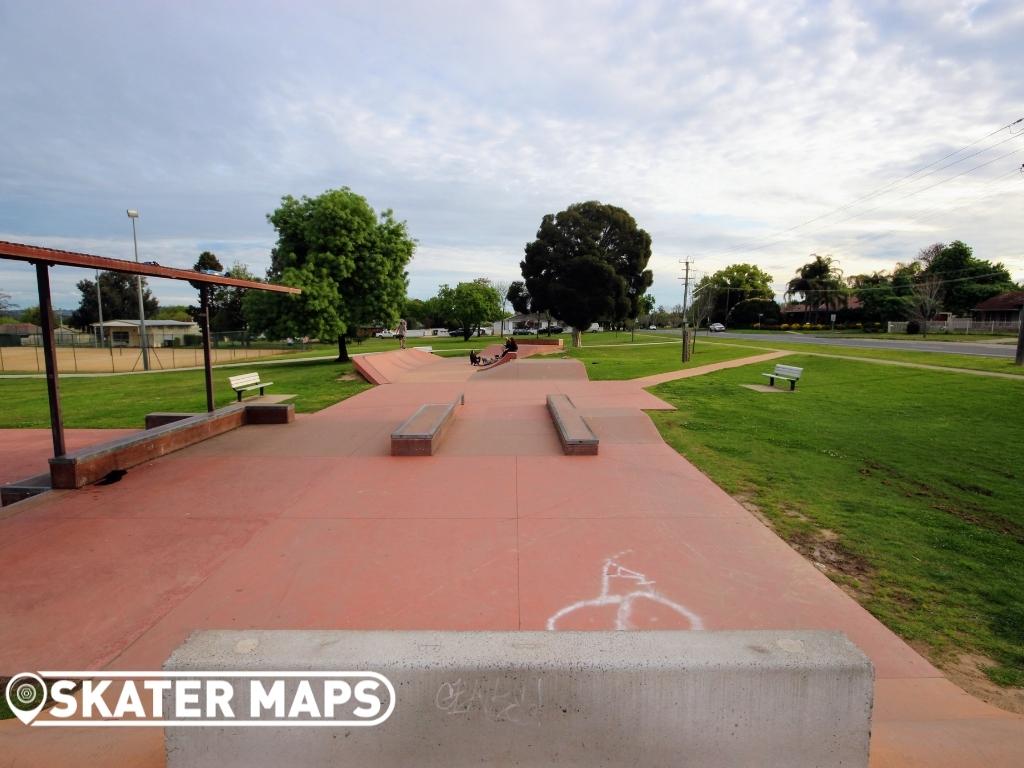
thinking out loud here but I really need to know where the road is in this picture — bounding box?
[649,329,1018,359]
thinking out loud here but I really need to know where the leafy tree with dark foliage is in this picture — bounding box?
[71,272,159,329]
[506,281,532,314]
[521,201,652,347]
[245,188,415,361]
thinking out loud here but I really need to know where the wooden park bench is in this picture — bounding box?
[762,363,804,391]
[391,392,464,456]
[546,394,598,456]
[228,371,273,401]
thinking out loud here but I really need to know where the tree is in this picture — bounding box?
[910,275,943,338]
[190,257,259,334]
[154,306,193,322]
[694,264,774,323]
[244,187,415,361]
[848,271,911,323]
[506,281,531,314]
[521,201,652,347]
[786,254,846,322]
[919,241,1014,316]
[71,271,159,329]
[0,291,13,316]
[21,306,60,327]
[637,294,656,324]
[729,297,781,326]
[435,280,503,341]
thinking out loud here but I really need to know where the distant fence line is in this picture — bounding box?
[887,319,1020,334]
[0,330,318,374]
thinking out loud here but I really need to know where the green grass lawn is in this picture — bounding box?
[0,358,370,428]
[564,338,765,380]
[649,355,1024,688]
[703,338,1024,376]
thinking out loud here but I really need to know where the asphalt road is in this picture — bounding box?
[648,329,1018,358]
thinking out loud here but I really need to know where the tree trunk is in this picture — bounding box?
[337,334,349,362]
[462,327,472,341]
[573,329,583,348]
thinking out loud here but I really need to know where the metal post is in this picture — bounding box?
[128,211,150,370]
[1015,303,1024,366]
[95,269,105,348]
[201,285,215,411]
[35,262,66,457]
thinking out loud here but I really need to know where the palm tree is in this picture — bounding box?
[786,254,846,323]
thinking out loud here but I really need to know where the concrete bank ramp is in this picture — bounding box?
[165,629,873,767]
[352,348,444,384]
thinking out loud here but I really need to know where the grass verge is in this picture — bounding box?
[649,355,1024,703]
[0,358,371,428]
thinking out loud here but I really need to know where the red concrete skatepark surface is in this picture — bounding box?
[0,428,138,486]
[0,349,1021,766]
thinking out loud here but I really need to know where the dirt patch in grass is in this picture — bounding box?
[734,493,874,601]
[944,653,1024,714]
[336,373,360,381]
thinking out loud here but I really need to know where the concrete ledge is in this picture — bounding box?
[391,394,462,456]
[547,393,599,455]
[164,629,873,767]
[244,403,295,425]
[52,402,294,489]
[0,472,51,507]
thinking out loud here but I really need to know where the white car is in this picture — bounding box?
[648,325,657,330]
[375,329,395,338]
[708,323,726,332]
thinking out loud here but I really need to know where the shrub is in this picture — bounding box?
[780,323,789,330]
[802,323,813,330]
[906,320,921,335]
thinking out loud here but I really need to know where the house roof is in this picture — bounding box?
[0,323,42,336]
[973,291,1024,312]
[90,319,198,328]
[781,296,862,314]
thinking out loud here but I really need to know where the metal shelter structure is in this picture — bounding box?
[0,240,301,459]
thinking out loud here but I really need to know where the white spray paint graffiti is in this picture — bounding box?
[546,551,704,631]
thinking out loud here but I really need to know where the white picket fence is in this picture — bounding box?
[888,319,1019,334]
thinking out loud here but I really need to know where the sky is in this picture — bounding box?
[1,0,1022,316]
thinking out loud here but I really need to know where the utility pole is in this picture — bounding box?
[1015,301,1024,366]
[127,209,150,371]
[679,259,692,362]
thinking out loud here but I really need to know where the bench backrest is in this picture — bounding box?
[773,364,803,379]
[228,372,261,388]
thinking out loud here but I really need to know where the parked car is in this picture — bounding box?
[648,325,657,330]
[375,329,395,338]
[517,327,538,335]
[709,323,726,332]
[546,326,564,334]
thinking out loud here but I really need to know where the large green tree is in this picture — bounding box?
[786,254,846,322]
[436,279,503,340]
[245,188,415,361]
[70,271,159,329]
[506,281,531,314]
[189,253,259,334]
[694,263,774,323]
[919,241,1015,316]
[521,201,652,347]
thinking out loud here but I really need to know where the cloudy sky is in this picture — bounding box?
[1,0,1021,315]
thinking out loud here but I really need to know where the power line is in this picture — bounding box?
[698,116,1023,260]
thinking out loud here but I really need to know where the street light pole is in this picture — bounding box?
[127,209,150,370]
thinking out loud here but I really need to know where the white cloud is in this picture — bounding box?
[1,0,1021,313]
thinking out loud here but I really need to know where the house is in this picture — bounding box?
[90,319,200,347]
[493,312,567,335]
[972,291,1024,323]
[0,323,41,347]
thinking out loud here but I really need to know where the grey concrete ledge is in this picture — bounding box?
[165,630,873,768]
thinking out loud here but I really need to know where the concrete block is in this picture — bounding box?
[165,629,873,767]
[244,403,295,425]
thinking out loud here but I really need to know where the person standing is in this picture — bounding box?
[396,318,408,349]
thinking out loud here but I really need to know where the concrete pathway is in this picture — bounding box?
[0,349,1020,767]
[0,428,138,486]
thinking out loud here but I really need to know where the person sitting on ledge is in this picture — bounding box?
[504,336,518,353]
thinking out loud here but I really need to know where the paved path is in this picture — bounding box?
[0,428,138,485]
[649,328,1018,357]
[0,350,1020,766]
